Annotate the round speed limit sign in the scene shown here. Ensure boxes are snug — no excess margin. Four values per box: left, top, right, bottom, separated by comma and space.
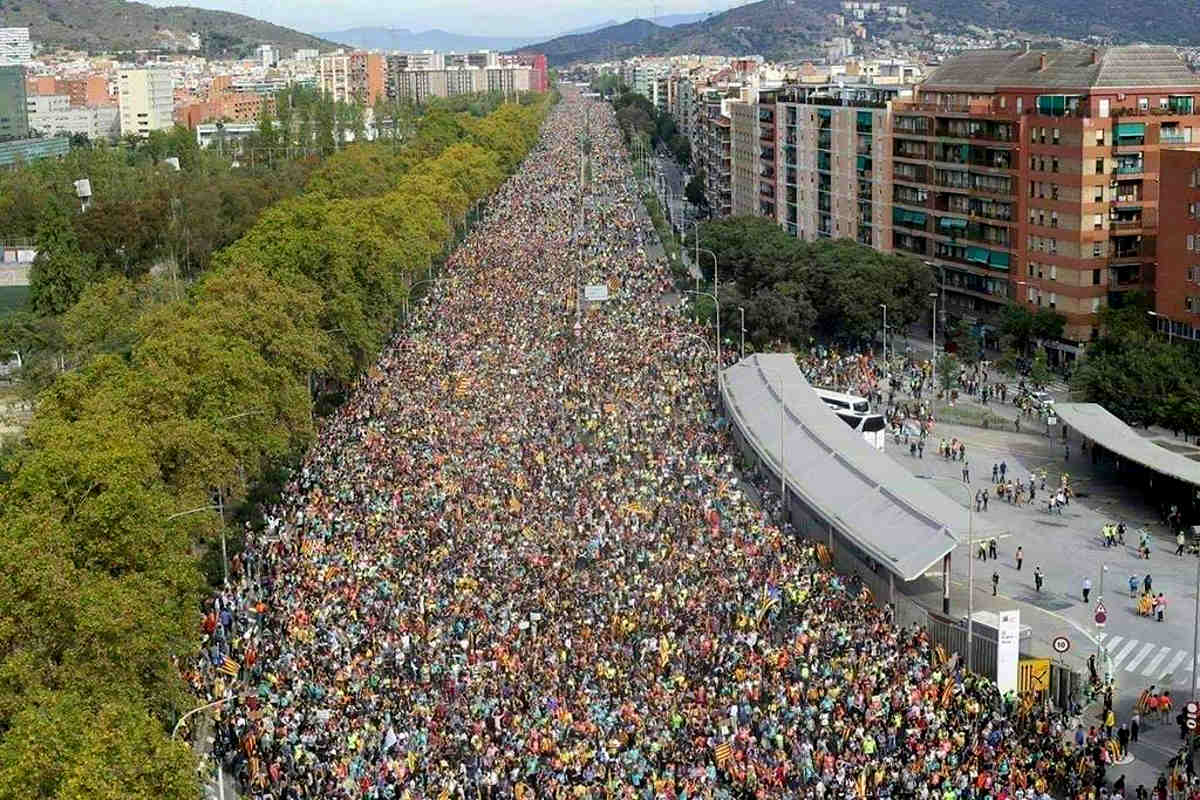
1052, 636, 1070, 653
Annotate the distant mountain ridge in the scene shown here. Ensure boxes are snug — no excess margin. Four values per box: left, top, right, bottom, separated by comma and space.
521, 0, 1200, 66
315, 27, 535, 53
317, 13, 711, 55
0, 0, 334, 56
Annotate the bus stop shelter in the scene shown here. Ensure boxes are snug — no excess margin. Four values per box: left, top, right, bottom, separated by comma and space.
721, 353, 1007, 610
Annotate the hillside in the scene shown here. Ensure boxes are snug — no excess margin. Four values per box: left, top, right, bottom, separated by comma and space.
0, 0, 335, 56
910, 0, 1200, 45
316, 27, 534, 53
523, 0, 841, 65
524, 0, 1200, 66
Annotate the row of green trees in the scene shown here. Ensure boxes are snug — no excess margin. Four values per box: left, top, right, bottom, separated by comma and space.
1071, 296, 1200, 432
605, 84, 692, 167
0, 93, 554, 798
694, 217, 936, 350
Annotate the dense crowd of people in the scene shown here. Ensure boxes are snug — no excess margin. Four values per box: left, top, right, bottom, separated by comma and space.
189, 89, 1128, 799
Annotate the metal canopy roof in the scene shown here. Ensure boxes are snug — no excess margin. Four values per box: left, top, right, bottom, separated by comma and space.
1055, 403, 1200, 488
722, 354, 1002, 582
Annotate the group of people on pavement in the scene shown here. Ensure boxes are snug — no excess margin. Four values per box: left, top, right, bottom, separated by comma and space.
184, 88, 1139, 800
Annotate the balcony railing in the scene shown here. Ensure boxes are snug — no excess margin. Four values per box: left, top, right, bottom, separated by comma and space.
1110, 219, 1144, 230
1113, 164, 1145, 175
1160, 132, 1189, 145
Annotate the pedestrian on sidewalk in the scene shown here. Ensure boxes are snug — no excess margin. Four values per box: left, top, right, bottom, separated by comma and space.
977, 540, 988, 560
974, 490, 982, 513
989, 537, 998, 559
1083, 576, 1092, 603
1035, 565, 1044, 592
981, 489, 988, 511
1129, 574, 1139, 598
1144, 574, 1153, 593
1118, 723, 1130, 756
1156, 592, 1166, 621
992, 571, 999, 596
1131, 711, 1140, 743
992, 463, 998, 483
1000, 460, 1007, 480
1177, 530, 1186, 557
962, 461, 970, 483
1015, 546, 1023, 571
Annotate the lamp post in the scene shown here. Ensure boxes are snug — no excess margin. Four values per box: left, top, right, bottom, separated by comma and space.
1192, 553, 1200, 704
880, 303, 887, 372
921, 475, 975, 672
167, 503, 225, 582
1148, 310, 1174, 344
684, 289, 720, 379
929, 291, 939, 395
738, 306, 746, 360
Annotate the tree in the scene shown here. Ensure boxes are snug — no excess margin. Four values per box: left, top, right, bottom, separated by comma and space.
937, 353, 959, 396
28, 214, 98, 316
685, 170, 708, 209
257, 98, 278, 152
1028, 350, 1052, 389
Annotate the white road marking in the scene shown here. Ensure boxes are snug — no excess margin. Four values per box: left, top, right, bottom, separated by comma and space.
1162, 650, 1189, 679
1123, 642, 1156, 673
1142, 648, 1169, 676
1111, 639, 1139, 670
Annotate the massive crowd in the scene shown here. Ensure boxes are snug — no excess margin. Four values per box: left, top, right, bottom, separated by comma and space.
190, 89, 1123, 799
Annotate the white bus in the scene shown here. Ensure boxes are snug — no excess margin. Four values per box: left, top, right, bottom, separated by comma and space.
814, 388, 870, 414
835, 411, 888, 451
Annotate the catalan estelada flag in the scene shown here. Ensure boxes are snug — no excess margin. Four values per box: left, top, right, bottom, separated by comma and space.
714, 742, 733, 766
218, 657, 240, 677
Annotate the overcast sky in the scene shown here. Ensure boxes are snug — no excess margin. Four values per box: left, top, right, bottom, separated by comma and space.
144, 0, 715, 37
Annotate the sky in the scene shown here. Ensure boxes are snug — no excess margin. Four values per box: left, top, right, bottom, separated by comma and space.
143, 0, 715, 37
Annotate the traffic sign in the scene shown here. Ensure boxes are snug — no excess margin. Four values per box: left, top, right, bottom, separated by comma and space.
1094, 601, 1107, 627
1188, 703, 1199, 730
1052, 636, 1070, 653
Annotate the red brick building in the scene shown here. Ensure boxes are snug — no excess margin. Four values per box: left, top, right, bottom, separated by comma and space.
890, 46, 1200, 357
1156, 149, 1200, 339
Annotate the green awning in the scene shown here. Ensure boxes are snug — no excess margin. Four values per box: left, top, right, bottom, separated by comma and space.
857, 111, 873, 127
939, 216, 968, 230
893, 209, 927, 226
966, 246, 989, 264
989, 251, 1011, 269
857, 155, 871, 169
1115, 122, 1146, 137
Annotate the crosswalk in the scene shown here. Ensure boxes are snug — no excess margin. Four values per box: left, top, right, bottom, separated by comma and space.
1096, 632, 1194, 683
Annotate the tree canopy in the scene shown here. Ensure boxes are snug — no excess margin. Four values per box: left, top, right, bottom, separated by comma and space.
696, 217, 936, 352
0, 90, 556, 798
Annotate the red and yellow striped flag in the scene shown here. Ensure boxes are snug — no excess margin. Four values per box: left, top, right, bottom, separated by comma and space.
218, 657, 240, 677
714, 742, 733, 767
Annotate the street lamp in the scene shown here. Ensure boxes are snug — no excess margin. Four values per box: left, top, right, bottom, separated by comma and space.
879, 303, 887, 372
929, 291, 939, 395
738, 306, 746, 360
683, 289, 721, 378
921, 475, 975, 673
1147, 310, 1174, 344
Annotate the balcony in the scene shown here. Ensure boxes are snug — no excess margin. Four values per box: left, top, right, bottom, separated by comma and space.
1109, 239, 1153, 261
1160, 132, 1189, 145
1110, 217, 1144, 231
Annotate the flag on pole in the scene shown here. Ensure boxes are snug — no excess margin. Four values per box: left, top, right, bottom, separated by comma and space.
218, 657, 240, 677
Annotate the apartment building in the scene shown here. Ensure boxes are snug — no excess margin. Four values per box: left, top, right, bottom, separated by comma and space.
0, 28, 32, 66
0, 65, 29, 141
1155, 149, 1200, 340
771, 84, 898, 248
891, 46, 1200, 353
118, 68, 175, 137
697, 89, 733, 217
318, 52, 384, 105
28, 99, 119, 140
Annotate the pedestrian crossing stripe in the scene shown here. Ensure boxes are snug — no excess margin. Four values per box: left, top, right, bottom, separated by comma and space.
1096, 633, 1198, 682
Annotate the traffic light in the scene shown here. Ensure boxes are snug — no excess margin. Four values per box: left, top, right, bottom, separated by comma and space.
1186, 701, 1198, 733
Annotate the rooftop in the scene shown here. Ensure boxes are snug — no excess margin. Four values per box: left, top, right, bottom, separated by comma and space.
922, 46, 1200, 92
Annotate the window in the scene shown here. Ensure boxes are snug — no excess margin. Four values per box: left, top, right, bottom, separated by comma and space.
1095, 158, 1105, 174
1189, 266, 1199, 282
1096, 129, 1105, 145
1051, 211, 1059, 228
1016, 96, 1023, 114
1049, 264, 1057, 281
1052, 158, 1059, 173
1051, 184, 1059, 200
1028, 262, 1036, 277
1093, 268, 1102, 285
1092, 298, 1101, 312
1094, 213, 1104, 230
1093, 242, 1103, 257
1027, 286, 1036, 301
1049, 292, 1057, 309
1094, 186, 1104, 203
1029, 209, 1037, 225
1190, 234, 1197, 251
1053, 128, 1061, 144
1193, 167, 1200, 188
1190, 202, 1198, 219
1138, 97, 1149, 112
1049, 239, 1057, 254
1161, 97, 1170, 110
